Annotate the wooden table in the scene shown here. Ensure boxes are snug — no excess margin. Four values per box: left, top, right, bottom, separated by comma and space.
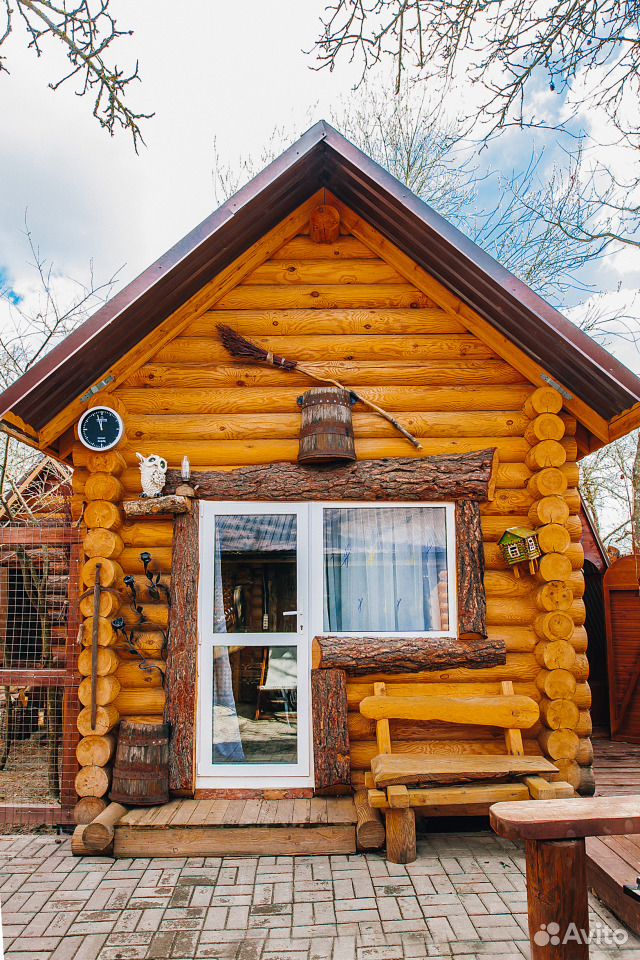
490, 797, 640, 959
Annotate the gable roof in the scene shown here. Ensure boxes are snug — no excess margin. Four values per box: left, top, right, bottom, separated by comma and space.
2, 120, 640, 449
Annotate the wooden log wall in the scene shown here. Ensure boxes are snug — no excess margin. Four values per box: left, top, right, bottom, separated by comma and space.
69, 215, 590, 801
74, 417, 124, 818
72, 399, 170, 821
522, 387, 593, 796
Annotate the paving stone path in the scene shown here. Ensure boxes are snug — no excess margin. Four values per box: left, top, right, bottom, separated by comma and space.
0, 831, 638, 960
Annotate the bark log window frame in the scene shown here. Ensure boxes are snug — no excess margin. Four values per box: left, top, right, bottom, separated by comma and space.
166, 449, 496, 642
164, 449, 499, 796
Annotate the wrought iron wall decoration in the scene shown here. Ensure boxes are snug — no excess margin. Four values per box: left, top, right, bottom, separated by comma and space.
111, 551, 170, 686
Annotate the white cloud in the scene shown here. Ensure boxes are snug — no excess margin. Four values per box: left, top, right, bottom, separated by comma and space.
0, 1, 360, 292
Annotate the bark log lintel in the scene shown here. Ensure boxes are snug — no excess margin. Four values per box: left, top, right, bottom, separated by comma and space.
312, 635, 506, 676
166, 449, 498, 503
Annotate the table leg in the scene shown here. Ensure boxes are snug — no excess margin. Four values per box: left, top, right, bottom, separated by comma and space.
525, 837, 589, 960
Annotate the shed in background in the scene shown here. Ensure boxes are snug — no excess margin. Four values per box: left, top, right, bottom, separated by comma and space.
604, 554, 640, 742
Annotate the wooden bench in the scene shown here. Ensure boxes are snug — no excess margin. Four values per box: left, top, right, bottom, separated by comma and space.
491, 797, 640, 959
361, 680, 573, 863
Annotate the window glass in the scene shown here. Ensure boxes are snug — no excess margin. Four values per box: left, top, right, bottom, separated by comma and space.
323, 506, 449, 632
212, 514, 297, 634
212, 645, 297, 764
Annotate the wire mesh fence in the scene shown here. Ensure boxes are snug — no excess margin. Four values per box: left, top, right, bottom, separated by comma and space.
0, 461, 80, 831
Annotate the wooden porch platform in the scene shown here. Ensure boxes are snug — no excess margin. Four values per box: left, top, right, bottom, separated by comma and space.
113, 797, 357, 859
587, 737, 640, 934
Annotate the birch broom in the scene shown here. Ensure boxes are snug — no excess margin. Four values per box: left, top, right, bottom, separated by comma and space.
216, 324, 422, 449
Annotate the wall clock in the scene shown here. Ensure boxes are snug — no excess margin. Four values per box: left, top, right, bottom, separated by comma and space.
78, 406, 124, 451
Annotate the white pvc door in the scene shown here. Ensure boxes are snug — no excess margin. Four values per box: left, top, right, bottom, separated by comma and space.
197, 502, 311, 788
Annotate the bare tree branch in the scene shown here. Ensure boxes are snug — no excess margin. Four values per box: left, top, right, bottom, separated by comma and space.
0, 0, 152, 150
214, 83, 608, 304
0, 213, 122, 487
311, 0, 640, 248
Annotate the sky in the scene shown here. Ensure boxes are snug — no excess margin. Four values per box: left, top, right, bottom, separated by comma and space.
0, 0, 638, 375
0, 2, 362, 295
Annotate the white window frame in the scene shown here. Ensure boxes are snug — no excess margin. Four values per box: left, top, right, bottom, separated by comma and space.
196, 501, 313, 789
310, 501, 458, 640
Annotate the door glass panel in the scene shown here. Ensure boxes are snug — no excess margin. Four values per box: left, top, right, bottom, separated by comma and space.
212, 514, 298, 634
323, 505, 449, 632
212, 645, 298, 764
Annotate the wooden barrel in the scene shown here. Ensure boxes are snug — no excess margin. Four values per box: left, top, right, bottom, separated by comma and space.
298, 387, 356, 463
110, 719, 169, 806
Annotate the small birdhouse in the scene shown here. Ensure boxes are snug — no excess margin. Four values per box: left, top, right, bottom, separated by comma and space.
499, 527, 541, 577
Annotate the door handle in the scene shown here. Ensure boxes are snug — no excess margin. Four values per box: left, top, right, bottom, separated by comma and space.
282, 610, 304, 632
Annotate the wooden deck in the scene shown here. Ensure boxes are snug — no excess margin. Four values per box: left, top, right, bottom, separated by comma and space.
592, 735, 640, 796
113, 796, 357, 859
587, 737, 640, 934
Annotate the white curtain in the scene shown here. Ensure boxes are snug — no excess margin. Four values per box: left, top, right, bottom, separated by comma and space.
323, 506, 448, 632
212, 526, 245, 762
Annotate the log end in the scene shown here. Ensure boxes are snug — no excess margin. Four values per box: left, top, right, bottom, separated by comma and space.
123, 496, 192, 518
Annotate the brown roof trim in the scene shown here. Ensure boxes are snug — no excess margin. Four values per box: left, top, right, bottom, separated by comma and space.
579, 494, 610, 572
1, 120, 640, 438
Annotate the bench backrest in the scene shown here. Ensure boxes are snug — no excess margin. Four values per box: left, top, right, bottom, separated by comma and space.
361, 681, 539, 758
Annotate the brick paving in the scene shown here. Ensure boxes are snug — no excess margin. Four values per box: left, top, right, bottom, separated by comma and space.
1, 831, 638, 960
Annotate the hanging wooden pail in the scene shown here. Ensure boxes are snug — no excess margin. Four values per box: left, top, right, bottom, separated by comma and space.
297, 387, 356, 463
110, 719, 169, 806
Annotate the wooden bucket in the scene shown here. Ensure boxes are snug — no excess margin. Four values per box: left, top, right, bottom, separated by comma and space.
298, 387, 356, 463
110, 719, 169, 806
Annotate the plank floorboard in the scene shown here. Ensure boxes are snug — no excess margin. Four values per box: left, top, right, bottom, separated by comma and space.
240, 800, 262, 824
208, 799, 230, 824
119, 808, 145, 826
155, 800, 183, 826
331, 797, 359, 824
138, 802, 176, 827
225, 801, 247, 826
170, 799, 201, 826
188, 798, 216, 826
310, 798, 328, 823
294, 799, 311, 824
277, 799, 294, 824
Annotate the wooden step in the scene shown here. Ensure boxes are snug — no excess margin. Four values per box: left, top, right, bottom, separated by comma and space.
113, 797, 357, 858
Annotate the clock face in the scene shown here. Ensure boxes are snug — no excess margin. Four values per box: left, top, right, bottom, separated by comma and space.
78, 407, 124, 451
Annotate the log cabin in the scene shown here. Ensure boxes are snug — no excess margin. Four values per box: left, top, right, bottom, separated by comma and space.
1, 122, 640, 858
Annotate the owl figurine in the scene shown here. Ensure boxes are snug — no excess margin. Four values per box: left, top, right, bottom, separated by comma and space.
136, 453, 168, 498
